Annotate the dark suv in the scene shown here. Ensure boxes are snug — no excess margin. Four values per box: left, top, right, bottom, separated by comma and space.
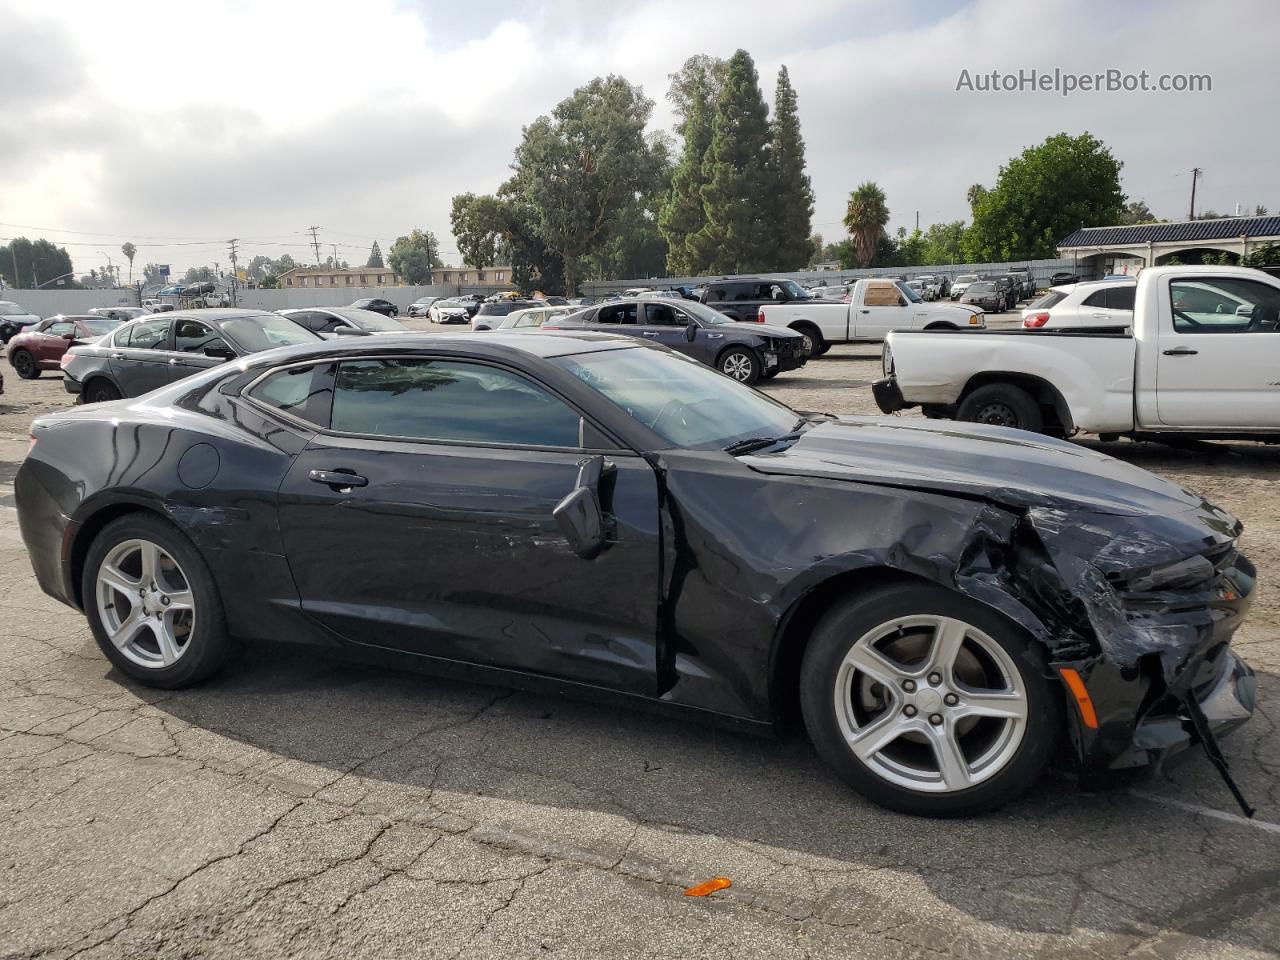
698, 277, 820, 322
544, 297, 805, 384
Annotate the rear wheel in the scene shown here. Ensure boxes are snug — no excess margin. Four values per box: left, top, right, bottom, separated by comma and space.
84, 379, 122, 404
800, 583, 1060, 817
11, 349, 39, 379
718, 347, 761, 385
83, 514, 236, 688
791, 324, 824, 357
957, 384, 1043, 433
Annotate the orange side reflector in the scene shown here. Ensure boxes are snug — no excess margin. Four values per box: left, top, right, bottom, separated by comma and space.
1059, 668, 1099, 729
684, 876, 731, 897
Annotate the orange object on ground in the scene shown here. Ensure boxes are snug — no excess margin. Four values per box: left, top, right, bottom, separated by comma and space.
683, 876, 732, 897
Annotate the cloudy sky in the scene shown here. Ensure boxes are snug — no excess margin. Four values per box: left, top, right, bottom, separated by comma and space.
2, 0, 1276, 277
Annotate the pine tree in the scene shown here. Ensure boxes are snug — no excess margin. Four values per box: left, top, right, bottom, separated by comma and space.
366, 241, 384, 268
658, 66, 715, 275
692, 50, 773, 274
767, 66, 814, 270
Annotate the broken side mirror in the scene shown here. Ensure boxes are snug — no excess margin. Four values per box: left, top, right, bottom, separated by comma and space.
553, 456, 611, 560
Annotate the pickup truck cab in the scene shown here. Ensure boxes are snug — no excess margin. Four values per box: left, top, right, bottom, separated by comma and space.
759, 278, 984, 356
875, 265, 1280, 439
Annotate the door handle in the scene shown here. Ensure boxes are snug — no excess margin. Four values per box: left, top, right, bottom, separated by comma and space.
860, 309, 871, 314
309, 469, 368, 489
111, 352, 125, 359
641, 331, 659, 337
168, 358, 186, 366
1162, 347, 1199, 356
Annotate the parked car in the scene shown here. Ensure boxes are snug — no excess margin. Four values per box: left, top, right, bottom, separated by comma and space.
949, 274, 979, 300
760, 278, 984, 356
88, 307, 149, 322
1021, 281, 1135, 330
17, 330, 1259, 817
406, 297, 439, 318
157, 285, 187, 298
1007, 267, 1036, 299
428, 299, 472, 324
542, 296, 570, 307
982, 275, 1018, 310
905, 279, 927, 300
1050, 272, 1079, 287
472, 299, 540, 331
959, 281, 1004, 312
914, 276, 941, 301
0, 301, 42, 342
697, 277, 814, 322
875, 265, 1280, 437
7, 315, 121, 379
142, 299, 174, 313
279, 307, 407, 337
349, 298, 398, 318
490, 306, 576, 331
545, 297, 804, 384
184, 281, 217, 297
62, 309, 322, 403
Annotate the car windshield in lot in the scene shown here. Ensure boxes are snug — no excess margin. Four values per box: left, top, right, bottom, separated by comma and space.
0, 303, 31, 316
81, 320, 121, 336
346, 310, 404, 332
955, 274, 978, 284
967, 282, 996, 294
552, 347, 798, 450
221, 315, 322, 352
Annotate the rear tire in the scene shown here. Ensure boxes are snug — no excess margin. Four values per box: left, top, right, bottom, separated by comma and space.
791, 324, 824, 357
85, 379, 123, 404
83, 514, 237, 689
799, 583, 1060, 817
957, 383, 1043, 433
11, 349, 39, 379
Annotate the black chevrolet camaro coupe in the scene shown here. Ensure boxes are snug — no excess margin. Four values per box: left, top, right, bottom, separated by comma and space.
16, 333, 1256, 816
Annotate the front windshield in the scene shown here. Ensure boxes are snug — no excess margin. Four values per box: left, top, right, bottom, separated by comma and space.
347, 310, 403, 332
222, 315, 321, 353
956, 274, 978, 283
0, 303, 29, 316
968, 282, 995, 294
552, 347, 799, 450
895, 280, 922, 303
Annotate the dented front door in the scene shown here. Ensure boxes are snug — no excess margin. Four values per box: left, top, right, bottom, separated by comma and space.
276, 435, 662, 695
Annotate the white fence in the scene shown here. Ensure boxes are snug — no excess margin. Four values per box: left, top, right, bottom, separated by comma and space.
0, 283, 515, 319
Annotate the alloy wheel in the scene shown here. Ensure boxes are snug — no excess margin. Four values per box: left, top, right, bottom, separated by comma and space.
722, 353, 753, 382
95, 539, 196, 669
833, 614, 1028, 793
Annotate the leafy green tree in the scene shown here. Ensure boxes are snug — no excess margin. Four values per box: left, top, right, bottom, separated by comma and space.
259, 273, 280, 289
808, 233, 826, 267
965, 132, 1126, 261
183, 266, 215, 283
966, 183, 987, 212
508, 75, 665, 294
451, 192, 506, 268
1254, 205, 1269, 217
767, 65, 814, 270
1244, 241, 1280, 266
143, 263, 165, 286
895, 227, 926, 266
0, 237, 75, 289
121, 242, 137, 286
666, 55, 727, 132
693, 49, 773, 273
366, 241, 384, 268
388, 229, 442, 284
843, 182, 890, 268
276, 253, 298, 275
659, 64, 715, 275
921, 220, 968, 264
1119, 199, 1158, 225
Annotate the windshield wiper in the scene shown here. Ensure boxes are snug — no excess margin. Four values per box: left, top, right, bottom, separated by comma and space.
724, 431, 804, 456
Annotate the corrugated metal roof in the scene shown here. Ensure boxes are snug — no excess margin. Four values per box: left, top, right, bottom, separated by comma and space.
1059, 216, 1280, 248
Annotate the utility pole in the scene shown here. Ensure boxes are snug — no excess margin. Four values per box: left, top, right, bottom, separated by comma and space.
331, 244, 340, 268
10, 246, 18, 290
227, 239, 240, 308
307, 226, 322, 265
1189, 167, 1202, 220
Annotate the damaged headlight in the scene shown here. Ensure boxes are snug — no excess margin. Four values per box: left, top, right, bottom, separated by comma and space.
1120, 553, 1218, 593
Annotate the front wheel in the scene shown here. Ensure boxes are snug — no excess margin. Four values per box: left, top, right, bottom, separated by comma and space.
11, 349, 40, 379
718, 347, 761, 384
83, 514, 236, 688
957, 383, 1043, 433
800, 583, 1060, 817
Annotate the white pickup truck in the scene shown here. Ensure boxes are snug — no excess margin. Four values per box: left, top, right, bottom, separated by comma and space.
874, 265, 1280, 439
759, 278, 984, 355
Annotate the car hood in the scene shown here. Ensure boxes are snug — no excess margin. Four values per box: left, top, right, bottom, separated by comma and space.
742, 416, 1225, 520
716, 321, 803, 339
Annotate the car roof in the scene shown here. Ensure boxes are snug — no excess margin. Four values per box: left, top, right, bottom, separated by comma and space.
161, 309, 282, 324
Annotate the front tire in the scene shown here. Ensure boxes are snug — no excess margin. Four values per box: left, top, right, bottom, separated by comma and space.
718, 347, 761, 384
83, 514, 236, 688
11, 349, 40, 379
957, 383, 1043, 433
800, 583, 1060, 817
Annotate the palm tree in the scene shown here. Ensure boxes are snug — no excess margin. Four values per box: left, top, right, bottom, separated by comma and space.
121, 242, 137, 286
843, 182, 889, 268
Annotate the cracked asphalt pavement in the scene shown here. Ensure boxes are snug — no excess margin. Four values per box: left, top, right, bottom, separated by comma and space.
1, 336, 1278, 959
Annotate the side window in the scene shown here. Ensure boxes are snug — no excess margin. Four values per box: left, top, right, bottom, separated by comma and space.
123, 318, 170, 350
597, 304, 638, 325
174, 319, 231, 354
330, 359, 582, 448
731, 284, 755, 302
1107, 286, 1135, 311
46, 321, 76, 337
246, 363, 333, 423
1082, 290, 1109, 308
313, 313, 346, 333
644, 303, 683, 326
704, 286, 726, 303
864, 282, 902, 307
1170, 278, 1280, 333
